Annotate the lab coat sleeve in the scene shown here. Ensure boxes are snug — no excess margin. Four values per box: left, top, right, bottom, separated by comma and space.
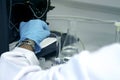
1, 43, 120, 80
16, 51, 90, 80
0, 47, 40, 80
0, 46, 91, 80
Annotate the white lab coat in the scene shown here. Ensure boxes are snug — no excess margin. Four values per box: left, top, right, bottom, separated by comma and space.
0, 43, 120, 80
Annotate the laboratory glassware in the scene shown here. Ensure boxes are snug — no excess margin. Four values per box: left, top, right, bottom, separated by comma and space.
58, 21, 80, 63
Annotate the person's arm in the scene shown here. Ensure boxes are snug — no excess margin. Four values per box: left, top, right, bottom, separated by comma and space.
0, 19, 50, 80
1, 19, 120, 80
14, 43, 120, 80
20, 44, 33, 51
17, 39, 35, 52
1, 41, 120, 79
0, 19, 89, 80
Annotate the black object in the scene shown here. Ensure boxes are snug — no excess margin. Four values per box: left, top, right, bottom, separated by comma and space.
36, 31, 68, 59
0, 0, 55, 55
0, 0, 9, 55
36, 39, 58, 59
8, 0, 55, 43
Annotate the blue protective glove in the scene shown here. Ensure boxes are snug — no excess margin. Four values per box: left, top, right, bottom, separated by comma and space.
19, 19, 50, 53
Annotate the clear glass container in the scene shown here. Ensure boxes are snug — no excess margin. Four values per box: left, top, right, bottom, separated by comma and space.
58, 21, 81, 63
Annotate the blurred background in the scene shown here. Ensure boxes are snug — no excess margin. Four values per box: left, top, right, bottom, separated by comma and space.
47, 0, 120, 51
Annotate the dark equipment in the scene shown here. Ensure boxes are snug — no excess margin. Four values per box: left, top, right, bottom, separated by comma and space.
0, 0, 55, 55
8, 0, 55, 43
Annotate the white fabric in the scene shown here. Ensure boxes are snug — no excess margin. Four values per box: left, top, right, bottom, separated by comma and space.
0, 43, 120, 80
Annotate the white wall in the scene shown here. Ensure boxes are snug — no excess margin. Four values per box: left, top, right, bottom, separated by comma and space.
47, 0, 120, 51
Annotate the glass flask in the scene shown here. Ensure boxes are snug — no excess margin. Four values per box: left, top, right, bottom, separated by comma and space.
58, 21, 80, 62
60, 29, 79, 57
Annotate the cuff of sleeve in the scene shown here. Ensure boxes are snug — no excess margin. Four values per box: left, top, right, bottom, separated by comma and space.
19, 38, 41, 54
35, 43, 41, 54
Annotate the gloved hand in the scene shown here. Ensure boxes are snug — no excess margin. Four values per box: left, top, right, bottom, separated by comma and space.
19, 19, 50, 53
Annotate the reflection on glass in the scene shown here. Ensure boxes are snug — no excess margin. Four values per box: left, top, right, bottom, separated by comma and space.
59, 27, 79, 60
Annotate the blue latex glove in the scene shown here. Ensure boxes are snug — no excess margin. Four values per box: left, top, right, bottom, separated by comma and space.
19, 19, 50, 53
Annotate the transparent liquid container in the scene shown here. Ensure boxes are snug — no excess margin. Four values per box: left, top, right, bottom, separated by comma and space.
59, 29, 79, 58
58, 21, 82, 63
